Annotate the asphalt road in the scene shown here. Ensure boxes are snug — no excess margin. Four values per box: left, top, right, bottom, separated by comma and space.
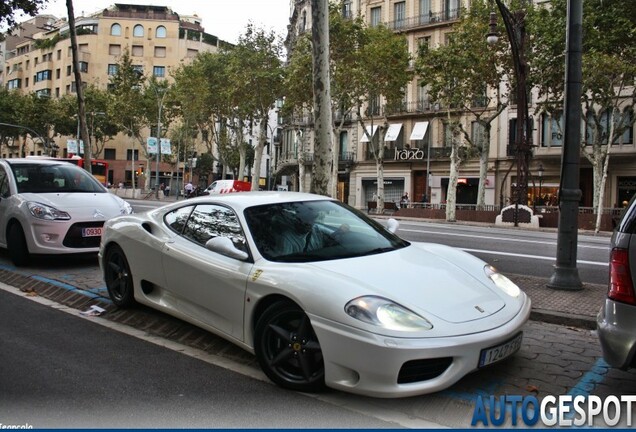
395, 220, 610, 286
0, 288, 402, 429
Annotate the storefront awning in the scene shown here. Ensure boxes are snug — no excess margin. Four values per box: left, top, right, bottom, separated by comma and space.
360, 125, 379, 142
384, 123, 403, 142
410, 121, 429, 140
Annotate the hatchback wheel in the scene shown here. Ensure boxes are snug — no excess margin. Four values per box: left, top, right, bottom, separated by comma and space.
254, 301, 325, 392
104, 245, 136, 308
7, 223, 30, 267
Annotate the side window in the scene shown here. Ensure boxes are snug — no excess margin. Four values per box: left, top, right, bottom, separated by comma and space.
0, 168, 9, 198
165, 206, 195, 234
182, 204, 247, 252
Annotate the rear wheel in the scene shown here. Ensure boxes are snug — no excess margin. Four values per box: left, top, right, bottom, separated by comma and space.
254, 300, 325, 392
104, 244, 136, 308
7, 223, 30, 267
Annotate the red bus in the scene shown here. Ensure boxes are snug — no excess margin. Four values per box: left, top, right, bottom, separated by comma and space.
59, 156, 109, 186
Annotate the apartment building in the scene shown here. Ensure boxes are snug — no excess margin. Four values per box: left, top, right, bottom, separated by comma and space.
2, 3, 226, 188
280, 0, 636, 211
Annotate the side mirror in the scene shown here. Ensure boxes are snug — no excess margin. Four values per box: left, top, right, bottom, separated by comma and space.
386, 218, 399, 233
205, 236, 249, 261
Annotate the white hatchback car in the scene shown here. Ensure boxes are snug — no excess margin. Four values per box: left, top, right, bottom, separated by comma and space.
0, 158, 133, 266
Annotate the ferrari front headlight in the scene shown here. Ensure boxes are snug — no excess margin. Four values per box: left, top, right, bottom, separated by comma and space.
27, 202, 71, 221
345, 296, 433, 331
484, 265, 520, 297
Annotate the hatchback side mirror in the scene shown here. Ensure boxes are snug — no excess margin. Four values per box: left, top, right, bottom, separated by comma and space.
386, 218, 399, 233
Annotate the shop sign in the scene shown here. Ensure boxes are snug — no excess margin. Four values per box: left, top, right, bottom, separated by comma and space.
395, 148, 425, 160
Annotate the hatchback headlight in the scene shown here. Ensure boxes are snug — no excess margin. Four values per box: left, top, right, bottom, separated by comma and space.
345, 296, 433, 331
484, 265, 520, 297
27, 202, 71, 220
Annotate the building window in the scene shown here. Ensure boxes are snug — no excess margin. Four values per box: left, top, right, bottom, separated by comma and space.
7, 79, 21, 89
417, 82, 430, 110
109, 44, 121, 56
57, 49, 61, 60
541, 111, 563, 147
35, 89, 51, 98
107, 64, 118, 76
133, 24, 144, 37
132, 65, 144, 75
471, 121, 486, 148
110, 23, 121, 36
66, 65, 71, 76
342, 1, 352, 19
131, 45, 143, 57
79, 61, 88, 73
339, 131, 349, 159
445, 0, 459, 20
155, 25, 167, 38
55, 87, 60, 97
153, 66, 165, 77
394, 2, 406, 29
127, 149, 140, 160
154, 46, 166, 58
420, 0, 432, 24
104, 148, 116, 160
622, 109, 634, 145
34, 70, 52, 82
370, 7, 382, 27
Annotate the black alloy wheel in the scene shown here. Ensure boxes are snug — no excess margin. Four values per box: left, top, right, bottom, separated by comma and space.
254, 300, 325, 392
7, 223, 30, 267
104, 244, 136, 308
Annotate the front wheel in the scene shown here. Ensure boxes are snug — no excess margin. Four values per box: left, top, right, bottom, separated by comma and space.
104, 244, 136, 308
7, 223, 30, 266
254, 301, 325, 393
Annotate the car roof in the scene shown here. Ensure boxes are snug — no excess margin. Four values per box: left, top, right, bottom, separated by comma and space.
164, 191, 335, 213
2, 157, 70, 166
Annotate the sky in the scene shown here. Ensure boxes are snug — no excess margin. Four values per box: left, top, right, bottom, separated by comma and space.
30, 0, 291, 44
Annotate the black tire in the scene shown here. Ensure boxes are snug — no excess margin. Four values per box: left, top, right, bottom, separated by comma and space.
254, 300, 325, 392
104, 244, 136, 308
7, 223, 30, 267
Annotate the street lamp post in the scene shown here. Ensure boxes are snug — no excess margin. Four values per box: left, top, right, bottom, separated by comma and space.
538, 162, 544, 207
487, 0, 532, 227
154, 86, 168, 199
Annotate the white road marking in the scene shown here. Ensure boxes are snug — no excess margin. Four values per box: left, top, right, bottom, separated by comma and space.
461, 248, 608, 267
400, 228, 609, 250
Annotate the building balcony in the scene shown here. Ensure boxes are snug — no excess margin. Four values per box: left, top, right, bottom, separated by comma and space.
387, 9, 461, 33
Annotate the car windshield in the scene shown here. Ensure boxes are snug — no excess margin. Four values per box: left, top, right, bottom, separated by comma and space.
11, 163, 105, 194
244, 200, 409, 262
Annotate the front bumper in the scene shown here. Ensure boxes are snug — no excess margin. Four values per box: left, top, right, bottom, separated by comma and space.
597, 298, 636, 370
24, 219, 103, 254
310, 294, 531, 398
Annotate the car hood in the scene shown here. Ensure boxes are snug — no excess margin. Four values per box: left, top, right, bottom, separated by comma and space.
309, 242, 506, 324
20, 192, 126, 219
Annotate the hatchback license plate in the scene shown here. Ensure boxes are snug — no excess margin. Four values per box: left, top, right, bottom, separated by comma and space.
82, 227, 102, 237
478, 332, 523, 368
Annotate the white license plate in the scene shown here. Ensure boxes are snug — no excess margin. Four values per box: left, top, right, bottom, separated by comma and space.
82, 227, 103, 237
478, 332, 523, 368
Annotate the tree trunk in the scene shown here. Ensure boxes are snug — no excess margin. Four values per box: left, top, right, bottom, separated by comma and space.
251, 117, 267, 191
310, 0, 333, 197
66, 0, 91, 173
446, 143, 459, 222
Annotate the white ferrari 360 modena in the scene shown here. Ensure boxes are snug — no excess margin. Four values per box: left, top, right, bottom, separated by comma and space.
99, 191, 530, 398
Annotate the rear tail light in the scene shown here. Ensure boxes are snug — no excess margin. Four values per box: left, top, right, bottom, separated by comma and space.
608, 248, 636, 305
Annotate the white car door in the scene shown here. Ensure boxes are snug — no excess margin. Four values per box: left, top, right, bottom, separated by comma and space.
161, 203, 252, 341
0, 165, 13, 247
